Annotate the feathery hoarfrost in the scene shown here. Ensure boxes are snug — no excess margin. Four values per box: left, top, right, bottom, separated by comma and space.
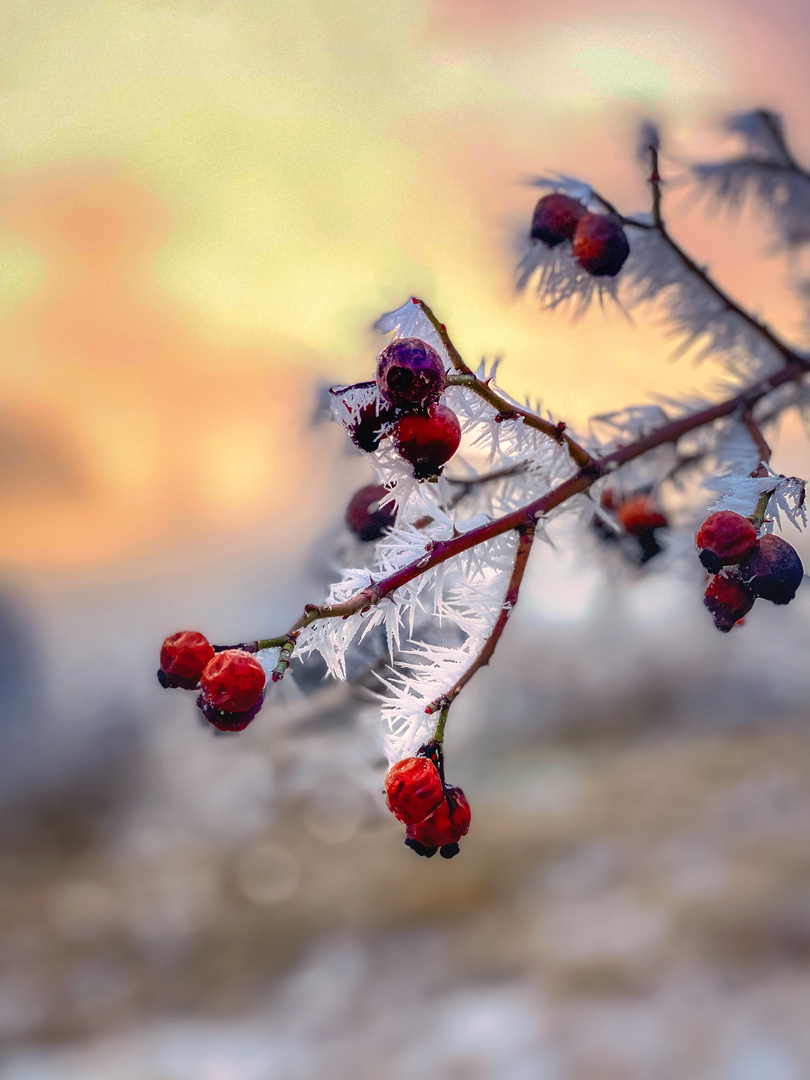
692, 110, 810, 251
517, 205, 786, 380
706, 466, 807, 533
310, 299, 586, 760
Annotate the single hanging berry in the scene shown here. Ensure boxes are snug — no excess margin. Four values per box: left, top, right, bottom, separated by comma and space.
345, 399, 397, 453
345, 484, 396, 542
530, 192, 587, 247
158, 630, 215, 690
739, 534, 804, 604
376, 338, 446, 411
394, 402, 461, 480
616, 495, 668, 565
703, 572, 755, 632
405, 785, 471, 859
696, 511, 759, 574
198, 649, 266, 731
384, 757, 445, 825
572, 213, 630, 277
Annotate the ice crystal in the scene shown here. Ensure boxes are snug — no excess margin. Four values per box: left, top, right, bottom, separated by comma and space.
706, 466, 807, 533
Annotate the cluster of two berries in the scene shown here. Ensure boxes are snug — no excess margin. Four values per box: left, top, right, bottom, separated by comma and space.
697, 511, 804, 631
347, 337, 461, 480
158, 632, 267, 730
384, 746, 471, 859
530, 193, 630, 278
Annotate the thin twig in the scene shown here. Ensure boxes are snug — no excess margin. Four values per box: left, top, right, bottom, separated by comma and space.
413, 298, 598, 472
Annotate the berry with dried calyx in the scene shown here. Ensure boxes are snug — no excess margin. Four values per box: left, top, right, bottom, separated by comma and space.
345, 484, 396, 542
572, 212, 630, 277
394, 402, 461, 480
530, 192, 587, 247
384, 756, 444, 826
405, 785, 471, 859
376, 337, 446, 411
200, 649, 266, 714
197, 692, 265, 732
346, 399, 397, 453
739, 534, 804, 605
696, 511, 758, 574
703, 572, 755, 632
158, 630, 215, 690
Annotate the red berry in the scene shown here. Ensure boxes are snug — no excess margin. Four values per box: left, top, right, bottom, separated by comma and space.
530, 193, 587, 247
345, 399, 397, 453
376, 338, 446, 411
384, 757, 444, 825
200, 649, 266, 713
394, 403, 461, 479
739, 534, 804, 605
406, 786, 471, 857
345, 484, 396, 542
572, 213, 630, 277
696, 511, 758, 574
616, 495, 668, 536
704, 573, 755, 632
158, 630, 215, 690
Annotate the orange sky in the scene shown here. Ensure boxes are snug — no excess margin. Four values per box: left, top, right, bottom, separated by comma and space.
2, 0, 809, 573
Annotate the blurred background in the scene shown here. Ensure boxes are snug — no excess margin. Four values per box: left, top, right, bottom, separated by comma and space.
3, 1, 810, 1077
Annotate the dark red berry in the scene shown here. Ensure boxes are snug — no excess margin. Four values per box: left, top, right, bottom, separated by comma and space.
616, 496, 667, 536
739, 534, 804, 605
696, 511, 758, 574
704, 573, 755, 632
376, 338, 446, 411
405, 785, 471, 855
394, 403, 461, 480
572, 213, 630, 277
384, 757, 444, 825
200, 649, 266, 713
346, 484, 396, 542
345, 399, 397, 453
197, 691, 265, 732
158, 630, 215, 690
530, 192, 587, 247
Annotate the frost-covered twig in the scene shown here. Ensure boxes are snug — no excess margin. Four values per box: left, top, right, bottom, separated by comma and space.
414, 298, 597, 471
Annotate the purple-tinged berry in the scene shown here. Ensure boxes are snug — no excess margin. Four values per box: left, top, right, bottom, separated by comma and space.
376, 338, 446, 411
696, 511, 758, 574
739, 534, 804, 605
346, 484, 396, 542
573, 213, 630, 277
703, 573, 755, 633
394, 403, 461, 480
158, 630, 214, 690
530, 192, 587, 247
200, 649, 266, 714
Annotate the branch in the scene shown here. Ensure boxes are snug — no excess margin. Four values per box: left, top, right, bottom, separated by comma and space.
424, 522, 536, 742
413, 298, 598, 472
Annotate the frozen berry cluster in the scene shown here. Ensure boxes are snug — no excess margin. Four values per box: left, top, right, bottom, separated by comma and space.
158, 632, 266, 730
696, 510, 804, 632
344, 336, 461, 481
530, 193, 630, 278
384, 743, 471, 859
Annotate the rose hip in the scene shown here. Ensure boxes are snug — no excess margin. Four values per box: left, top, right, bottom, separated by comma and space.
200, 649, 266, 713
530, 193, 587, 247
384, 757, 444, 825
739, 534, 804, 604
158, 631, 215, 690
376, 337, 446, 411
703, 573, 755, 632
394, 403, 461, 479
696, 511, 758, 574
573, 213, 630, 277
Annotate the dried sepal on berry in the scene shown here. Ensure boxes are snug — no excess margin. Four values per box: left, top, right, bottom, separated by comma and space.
376, 337, 446, 411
